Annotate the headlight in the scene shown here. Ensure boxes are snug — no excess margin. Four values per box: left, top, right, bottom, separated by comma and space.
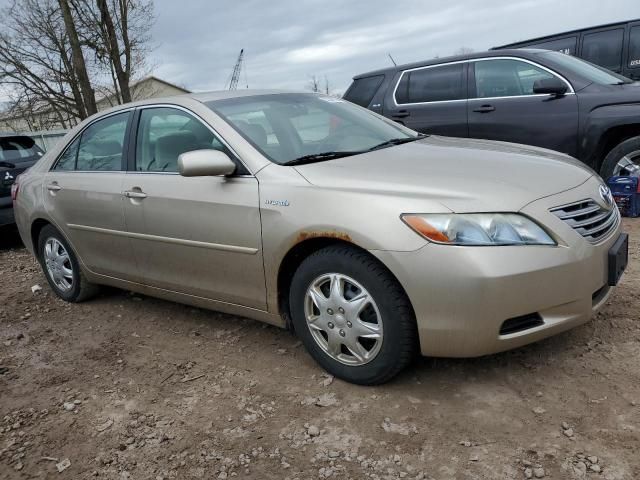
401, 213, 556, 246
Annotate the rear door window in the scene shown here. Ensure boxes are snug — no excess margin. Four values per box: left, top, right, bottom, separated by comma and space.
629, 26, 640, 68
395, 63, 466, 104
75, 112, 130, 171
343, 75, 384, 107
0, 136, 44, 164
581, 29, 624, 72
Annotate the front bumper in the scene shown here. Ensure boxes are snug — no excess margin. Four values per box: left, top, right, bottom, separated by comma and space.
371, 178, 624, 357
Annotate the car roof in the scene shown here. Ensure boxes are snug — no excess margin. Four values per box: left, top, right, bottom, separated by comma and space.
92, 89, 319, 117
351, 49, 546, 79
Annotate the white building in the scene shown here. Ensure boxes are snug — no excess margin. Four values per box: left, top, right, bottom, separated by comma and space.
0, 76, 190, 134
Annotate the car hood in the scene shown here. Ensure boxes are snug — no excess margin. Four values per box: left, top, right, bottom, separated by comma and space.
294, 136, 595, 213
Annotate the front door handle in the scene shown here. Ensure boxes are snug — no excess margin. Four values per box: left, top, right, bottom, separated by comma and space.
47, 183, 61, 192
391, 110, 410, 118
472, 105, 496, 113
124, 190, 147, 199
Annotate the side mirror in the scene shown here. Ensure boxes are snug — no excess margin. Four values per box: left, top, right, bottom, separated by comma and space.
533, 77, 568, 96
178, 149, 236, 177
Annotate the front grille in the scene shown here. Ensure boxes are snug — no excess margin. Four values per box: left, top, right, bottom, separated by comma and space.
550, 199, 618, 243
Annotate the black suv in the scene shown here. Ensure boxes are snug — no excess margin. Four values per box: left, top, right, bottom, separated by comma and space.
344, 49, 640, 179
1, 135, 44, 226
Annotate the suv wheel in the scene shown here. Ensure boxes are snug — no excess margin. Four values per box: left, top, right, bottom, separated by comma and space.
600, 136, 640, 179
289, 245, 417, 385
37, 225, 98, 302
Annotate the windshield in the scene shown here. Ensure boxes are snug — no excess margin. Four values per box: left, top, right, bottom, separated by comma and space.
538, 51, 633, 85
206, 93, 417, 165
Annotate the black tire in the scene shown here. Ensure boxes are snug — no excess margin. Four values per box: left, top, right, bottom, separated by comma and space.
289, 245, 418, 385
600, 135, 640, 180
37, 224, 99, 302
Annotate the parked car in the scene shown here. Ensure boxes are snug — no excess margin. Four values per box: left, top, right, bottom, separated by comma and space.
493, 19, 640, 80
344, 49, 640, 179
0, 134, 44, 226
13, 91, 628, 384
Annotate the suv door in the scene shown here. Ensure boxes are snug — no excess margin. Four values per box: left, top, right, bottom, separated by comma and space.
43, 110, 141, 281
383, 62, 468, 137
467, 58, 579, 157
122, 106, 265, 309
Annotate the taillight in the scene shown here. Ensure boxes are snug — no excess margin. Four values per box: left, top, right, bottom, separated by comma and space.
11, 175, 20, 201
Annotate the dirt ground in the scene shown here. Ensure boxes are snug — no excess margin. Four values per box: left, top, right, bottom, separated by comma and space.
0, 220, 639, 480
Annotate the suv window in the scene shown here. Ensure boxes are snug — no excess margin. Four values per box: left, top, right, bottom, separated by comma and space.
395, 63, 466, 104
528, 37, 577, 55
344, 75, 384, 107
0, 136, 43, 163
75, 112, 130, 171
581, 29, 624, 72
135, 107, 231, 173
474, 59, 556, 98
629, 26, 640, 68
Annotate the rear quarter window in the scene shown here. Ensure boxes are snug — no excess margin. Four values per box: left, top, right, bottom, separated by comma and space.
0, 136, 44, 163
343, 75, 384, 107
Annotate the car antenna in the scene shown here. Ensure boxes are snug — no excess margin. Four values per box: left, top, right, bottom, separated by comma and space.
387, 53, 397, 66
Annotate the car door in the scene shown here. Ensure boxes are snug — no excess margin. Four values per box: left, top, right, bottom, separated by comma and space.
467, 58, 579, 157
43, 110, 141, 281
122, 106, 266, 309
383, 61, 468, 137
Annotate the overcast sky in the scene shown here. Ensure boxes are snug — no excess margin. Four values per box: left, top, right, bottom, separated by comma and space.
0, 0, 639, 104
151, 0, 640, 94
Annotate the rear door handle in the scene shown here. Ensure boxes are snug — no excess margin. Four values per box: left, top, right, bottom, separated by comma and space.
391, 110, 410, 118
472, 105, 496, 113
47, 183, 61, 192
124, 190, 147, 199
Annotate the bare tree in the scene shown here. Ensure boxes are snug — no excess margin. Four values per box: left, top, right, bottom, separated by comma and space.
454, 47, 475, 55
59, 0, 97, 116
74, 0, 154, 105
0, 0, 154, 129
306, 75, 333, 94
307, 75, 320, 93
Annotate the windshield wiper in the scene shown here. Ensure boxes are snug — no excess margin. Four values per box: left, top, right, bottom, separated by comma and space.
0, 161, 16, 169
281, 134, 428, 166
281, 150, 363, 166
367, 134, 427, 152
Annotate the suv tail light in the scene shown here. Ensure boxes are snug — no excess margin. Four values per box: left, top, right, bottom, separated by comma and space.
11, 175, 20, 201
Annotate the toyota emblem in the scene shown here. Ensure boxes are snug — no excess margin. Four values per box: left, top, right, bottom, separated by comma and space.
599, 184, 614, 209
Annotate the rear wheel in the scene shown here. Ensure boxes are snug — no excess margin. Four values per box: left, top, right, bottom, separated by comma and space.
600, 136, 640, 179
37, 225, 98, 302
289, 245, 417, 385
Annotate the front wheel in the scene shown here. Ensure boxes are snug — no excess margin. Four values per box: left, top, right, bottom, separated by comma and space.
600, 136, 640, 180
289, 245, 418, 385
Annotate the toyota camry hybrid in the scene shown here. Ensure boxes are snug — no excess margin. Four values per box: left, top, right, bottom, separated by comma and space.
12, 91, 628, 384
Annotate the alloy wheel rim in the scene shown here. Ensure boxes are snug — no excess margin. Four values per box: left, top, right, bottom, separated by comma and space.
304, 273, 383, 366
613, 149, 640, 176
44, 238, 74, 292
